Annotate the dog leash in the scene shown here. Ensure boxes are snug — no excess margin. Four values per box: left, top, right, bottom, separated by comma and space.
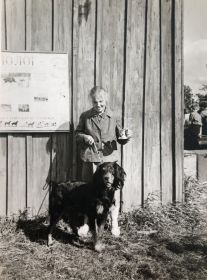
92, 142, 103, 163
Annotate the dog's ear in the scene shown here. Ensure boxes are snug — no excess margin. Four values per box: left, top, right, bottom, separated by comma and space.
113, 162, 126, 189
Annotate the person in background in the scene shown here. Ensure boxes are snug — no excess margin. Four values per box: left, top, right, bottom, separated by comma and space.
200, 101, 207, 136
189, 103, 202, 149
75, 86, 132, 237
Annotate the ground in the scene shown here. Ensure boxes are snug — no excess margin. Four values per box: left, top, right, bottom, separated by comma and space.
1, 178, 207, 280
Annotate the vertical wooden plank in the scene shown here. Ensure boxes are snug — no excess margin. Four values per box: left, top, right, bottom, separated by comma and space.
96, 0, 125, 208
73, 0, 96, 179
73, 0, 96, 124
26, 135, 33, 214
0, 136, 7, 215
27, 135, 51, 216
0, 2, 7, 215
53, 0, 73, 181
7, 135, 26, 215
1, 0, 6, 50
53, 0, 72, 53
26, 0, 52, 51
50, 134, 57, 182
123, 0, 146, 210
25, 0, 52, 214
2, 1, 27, 215
160, 0, 173, 203
96, 0, 125, 123
144, 0, 161, 200
56, 134, 70, 182
5, 0, 25, 51
174, 0, 183, 201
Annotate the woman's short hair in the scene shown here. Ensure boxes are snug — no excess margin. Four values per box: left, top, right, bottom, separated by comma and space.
89, 86, 109, 103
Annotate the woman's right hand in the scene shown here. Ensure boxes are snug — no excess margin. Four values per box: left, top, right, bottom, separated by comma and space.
85, 135, 95, 146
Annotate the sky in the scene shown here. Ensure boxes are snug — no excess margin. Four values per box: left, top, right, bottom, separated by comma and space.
184, 0, 207, 93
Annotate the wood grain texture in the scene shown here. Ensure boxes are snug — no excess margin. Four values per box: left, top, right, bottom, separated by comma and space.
27, 135, 50, 215
26, 0, 52, 51
96, 0, 125, 121
96, 0, 125, 207
73, 0, 96, 124
53, 0, 73, 181
143, 0, 161, 201
160, 0, 173, 203
5, 0, 25, 50
53, 0, 72, 53
123, 0, 146, 210
26, 135, 33, 212
0, 136, 7, 215
7, 135, 26, 215
174, 0, 183, 202
0, 0, 184, 214
50, 133, 72, 183
1, 0, 6, 50
55, 133, 71, 182
73, 0, 96, 179
96, 0, 125, 165
25, 0, 53, 214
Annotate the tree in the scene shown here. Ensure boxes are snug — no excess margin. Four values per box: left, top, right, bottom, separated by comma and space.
197, 84, 207, 105
184, 85, 193, 113
200, 84, 207, 92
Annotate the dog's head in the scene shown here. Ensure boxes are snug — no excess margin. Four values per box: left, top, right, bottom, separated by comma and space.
93, 162, 126, 190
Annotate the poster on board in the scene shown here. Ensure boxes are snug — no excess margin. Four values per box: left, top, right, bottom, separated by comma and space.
0, 52, 70, 132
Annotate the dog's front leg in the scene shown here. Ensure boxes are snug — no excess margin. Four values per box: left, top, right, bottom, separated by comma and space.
94, 216, 107, 252
109, 203, 120, 237
89, 216, 105, 252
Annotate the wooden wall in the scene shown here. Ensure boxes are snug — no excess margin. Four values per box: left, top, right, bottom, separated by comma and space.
0, 0, 183, 215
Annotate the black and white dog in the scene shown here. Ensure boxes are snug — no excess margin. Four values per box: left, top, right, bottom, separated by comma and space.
48, 162, 126, 252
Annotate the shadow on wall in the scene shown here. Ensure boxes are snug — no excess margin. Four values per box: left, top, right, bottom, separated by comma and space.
32, 122, 74, 216
45, 121, 82, 185
32, 121, 86, 216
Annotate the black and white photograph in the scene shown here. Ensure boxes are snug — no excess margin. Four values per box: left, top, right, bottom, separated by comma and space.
0, 0, 207, 279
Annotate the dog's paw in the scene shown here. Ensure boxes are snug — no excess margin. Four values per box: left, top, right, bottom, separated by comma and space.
96, 204, 104, 214
111, 226, 120, 237
47, 234, 53, 246
94, 242, 105, 253
65, 225, 73, 234
78, 224, 89, 237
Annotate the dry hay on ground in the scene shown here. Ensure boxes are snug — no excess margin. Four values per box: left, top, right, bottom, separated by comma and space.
0, 177, 207, 280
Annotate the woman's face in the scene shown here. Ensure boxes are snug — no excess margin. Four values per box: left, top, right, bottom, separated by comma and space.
92, 92, 106, 114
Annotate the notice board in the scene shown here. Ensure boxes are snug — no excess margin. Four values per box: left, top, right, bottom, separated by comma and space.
0, 52, 70, 132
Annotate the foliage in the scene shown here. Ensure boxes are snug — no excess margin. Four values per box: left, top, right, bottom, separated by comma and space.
197, 84, 207, 107
200, 84, 207, 92
184, 85, 194, 112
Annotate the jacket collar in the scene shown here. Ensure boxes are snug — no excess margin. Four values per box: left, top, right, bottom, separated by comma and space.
88, 107, 112, 130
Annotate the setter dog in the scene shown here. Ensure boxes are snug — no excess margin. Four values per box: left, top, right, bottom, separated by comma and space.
47, 162, 126, 252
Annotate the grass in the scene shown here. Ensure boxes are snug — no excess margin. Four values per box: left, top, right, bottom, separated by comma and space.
0, 177, 207, 280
